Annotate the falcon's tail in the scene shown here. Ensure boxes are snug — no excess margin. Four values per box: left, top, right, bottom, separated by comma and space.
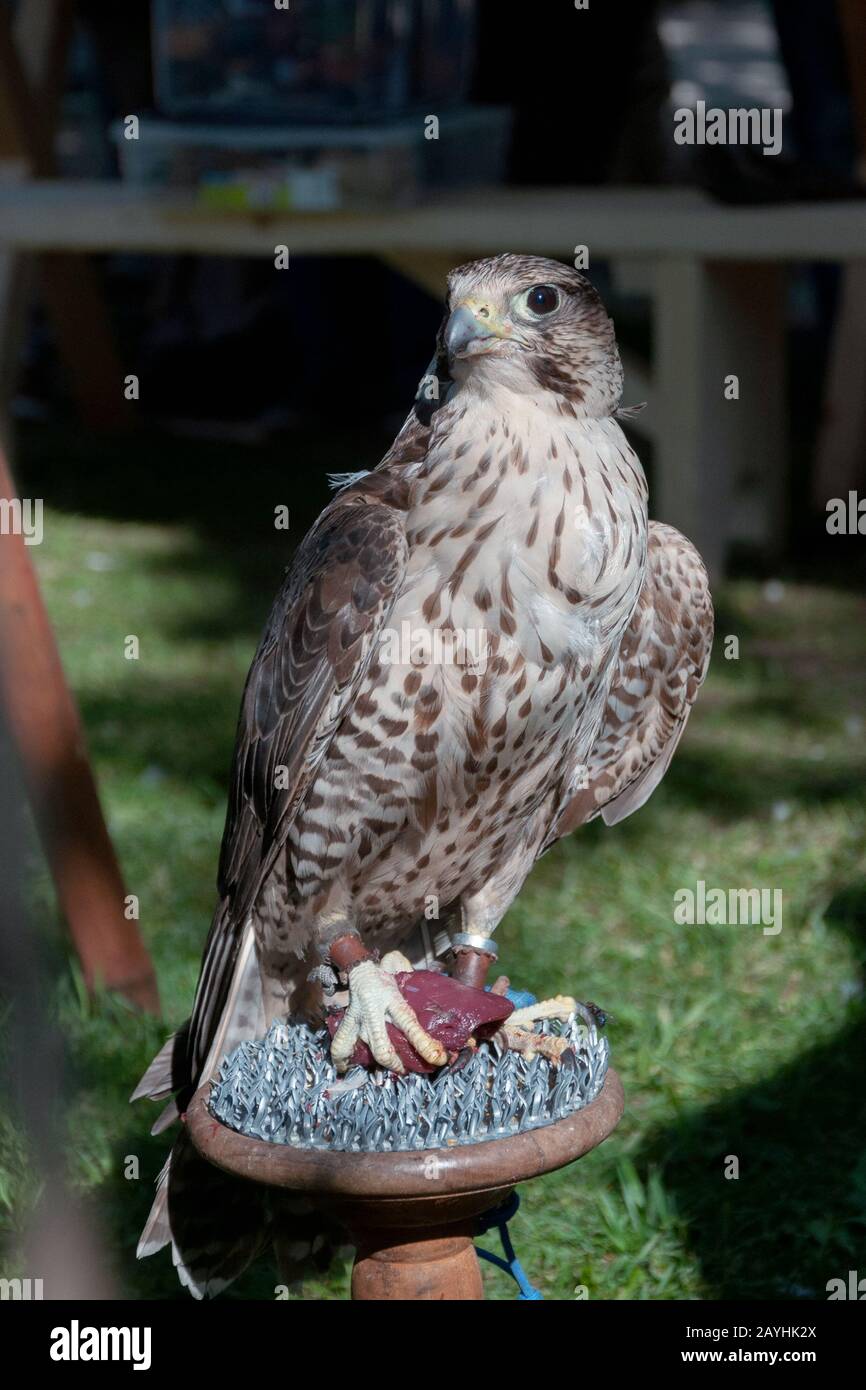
133, 923, 337, 1295
133, 921, 271, 1295
136, 1128, 335, 1298
137, 1129, 271, 1299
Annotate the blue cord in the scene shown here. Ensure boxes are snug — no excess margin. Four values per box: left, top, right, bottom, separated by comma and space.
474, 1193, 543, 1299
485, 984, 537, 1010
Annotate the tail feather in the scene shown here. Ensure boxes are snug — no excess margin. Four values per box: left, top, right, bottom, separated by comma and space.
134, 922, 276, 1295
134, 923, 330, 1296
138, 1130, 269, 1296
136, 1157, 172, 1258
197, 921, 264, 1084
130, 1034, 178, 1103
150, 1099, 181, 1136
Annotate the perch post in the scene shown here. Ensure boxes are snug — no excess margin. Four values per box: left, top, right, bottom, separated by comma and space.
187, 1069, 624, 1301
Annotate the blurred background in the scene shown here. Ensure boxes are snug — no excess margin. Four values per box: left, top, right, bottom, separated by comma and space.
0, 0, 864, 1300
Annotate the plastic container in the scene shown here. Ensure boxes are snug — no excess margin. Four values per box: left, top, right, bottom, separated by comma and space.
113, 107, 512, 210
152, 0, 479, 124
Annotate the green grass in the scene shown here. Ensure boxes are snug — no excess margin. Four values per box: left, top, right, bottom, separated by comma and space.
2, 430, 865, 1300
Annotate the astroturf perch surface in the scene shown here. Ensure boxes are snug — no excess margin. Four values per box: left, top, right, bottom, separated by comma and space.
2, 451, 865, 1299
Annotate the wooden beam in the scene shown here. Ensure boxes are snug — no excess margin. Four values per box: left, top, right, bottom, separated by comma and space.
1, 184, 865, 261
0, 443, 159, 1013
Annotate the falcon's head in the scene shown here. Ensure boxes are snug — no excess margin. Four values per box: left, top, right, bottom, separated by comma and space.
437, 252, 622, 418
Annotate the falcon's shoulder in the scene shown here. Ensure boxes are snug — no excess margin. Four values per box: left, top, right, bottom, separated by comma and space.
551, 520, 713, 839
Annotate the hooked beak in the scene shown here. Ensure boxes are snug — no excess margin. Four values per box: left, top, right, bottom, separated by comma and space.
445, 300, 509, 361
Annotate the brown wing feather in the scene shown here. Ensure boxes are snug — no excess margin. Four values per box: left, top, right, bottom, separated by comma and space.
186, 488, 409, 1080
551, 521, 713, 841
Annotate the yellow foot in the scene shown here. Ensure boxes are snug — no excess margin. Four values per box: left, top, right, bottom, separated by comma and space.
330, 959, 447, 1074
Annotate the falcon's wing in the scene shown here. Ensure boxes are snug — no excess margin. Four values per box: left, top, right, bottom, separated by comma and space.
187, 486, 409, 1081
549, 521, 713, 843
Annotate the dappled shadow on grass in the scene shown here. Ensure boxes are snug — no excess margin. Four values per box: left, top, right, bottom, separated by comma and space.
659, 744, 865, 823
79, 679, 242, 793
637, 879, 866, 1299
15, 420, 387, 646
548, 741, 865, 855
14, 422, 370, 537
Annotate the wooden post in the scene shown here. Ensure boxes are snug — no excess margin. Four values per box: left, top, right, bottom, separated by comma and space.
0, 443, 159, 1013
654, 258, 786, 580
187, 1070, 625, 1302
0, 0, 131, 433
351, 1226, 485, 1300
812, 1, 866, 507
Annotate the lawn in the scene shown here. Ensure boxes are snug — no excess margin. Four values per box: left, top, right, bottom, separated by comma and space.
2, 425, 865, 1300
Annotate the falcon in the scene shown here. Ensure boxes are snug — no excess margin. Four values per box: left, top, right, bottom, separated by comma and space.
133, 253, 713, 1294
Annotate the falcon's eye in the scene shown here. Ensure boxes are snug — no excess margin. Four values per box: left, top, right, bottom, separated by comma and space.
524, 284, 560, 316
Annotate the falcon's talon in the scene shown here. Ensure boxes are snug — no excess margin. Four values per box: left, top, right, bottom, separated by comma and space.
306, 963, 338, 996
446, 1045, 476, 1074
329, 959, 448, 1075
